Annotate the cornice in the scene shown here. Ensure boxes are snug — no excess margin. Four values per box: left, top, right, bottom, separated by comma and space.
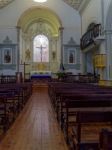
0, 0, 15, 9
78, 0, 91, 14
62, 0, 82, 10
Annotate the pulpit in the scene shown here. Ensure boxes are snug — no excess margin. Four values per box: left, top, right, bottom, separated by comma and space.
94, 54, 106, 85
94, 54, 106, 68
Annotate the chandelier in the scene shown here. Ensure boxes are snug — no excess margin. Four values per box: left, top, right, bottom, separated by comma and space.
33, 0, 47, 2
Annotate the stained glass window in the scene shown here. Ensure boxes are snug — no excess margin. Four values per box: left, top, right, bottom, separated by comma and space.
33, 34, 49, 62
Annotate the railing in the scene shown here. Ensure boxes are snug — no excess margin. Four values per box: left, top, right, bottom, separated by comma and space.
0, 75, 16, 83
55, 74, 99, 83
80, 24, 102, 50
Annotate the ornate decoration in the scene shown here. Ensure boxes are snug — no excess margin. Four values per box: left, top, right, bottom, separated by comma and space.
63, 0, 82, 9
0, 0, 83, 10
0, 0, 15, 9
3, 36, 12, 44
68, 37, 76, 45
26, 22, 52, 39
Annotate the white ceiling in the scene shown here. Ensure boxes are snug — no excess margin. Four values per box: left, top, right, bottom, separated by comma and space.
0, 0, 83, 9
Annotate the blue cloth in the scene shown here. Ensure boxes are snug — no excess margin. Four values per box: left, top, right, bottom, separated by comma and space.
31, 74, 51, 79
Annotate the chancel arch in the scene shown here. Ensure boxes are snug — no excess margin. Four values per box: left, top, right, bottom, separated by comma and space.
17, 7, 62, 74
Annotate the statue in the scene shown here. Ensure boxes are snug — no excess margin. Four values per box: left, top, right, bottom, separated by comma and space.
25, 49, 31, 61
4, 50, 11, 63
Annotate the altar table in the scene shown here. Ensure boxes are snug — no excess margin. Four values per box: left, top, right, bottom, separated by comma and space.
30, 71, 52, 80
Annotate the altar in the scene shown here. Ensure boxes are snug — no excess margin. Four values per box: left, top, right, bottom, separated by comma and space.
30, 71, 52, 81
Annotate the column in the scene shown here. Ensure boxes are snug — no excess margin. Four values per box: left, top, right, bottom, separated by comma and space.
16, 26, 21, 72
59, 27, 64, 71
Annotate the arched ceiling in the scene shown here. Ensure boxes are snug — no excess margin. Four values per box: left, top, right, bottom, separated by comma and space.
0, 0, 83, 10
17, 7, 62, 37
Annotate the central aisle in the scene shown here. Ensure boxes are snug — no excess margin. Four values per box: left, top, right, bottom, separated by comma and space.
0, 87, 68, 150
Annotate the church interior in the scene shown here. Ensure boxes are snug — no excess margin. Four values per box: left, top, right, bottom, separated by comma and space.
0, 0, 112, 150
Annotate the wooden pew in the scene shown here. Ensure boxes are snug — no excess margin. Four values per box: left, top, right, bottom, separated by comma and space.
48, 81, 112, 110
57, 94, 112, 143
48, 82, 112, 124
48, 81, 112, 150
0, 96, 8, 132
57, 93, 112, 125
99, 129, 112, 150
69, 111, 112, 150
0, 82, 32, 136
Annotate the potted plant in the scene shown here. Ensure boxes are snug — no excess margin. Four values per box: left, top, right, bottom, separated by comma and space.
56, 71, 66, 80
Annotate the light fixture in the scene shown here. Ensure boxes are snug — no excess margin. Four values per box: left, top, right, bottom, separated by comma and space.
33, 0, 47, 3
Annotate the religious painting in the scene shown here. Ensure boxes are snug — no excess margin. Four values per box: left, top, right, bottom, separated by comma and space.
68, 50, 75, 64
3, 48, 12, 64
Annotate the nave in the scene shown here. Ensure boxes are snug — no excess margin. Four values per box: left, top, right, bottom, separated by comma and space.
0, 87, 68, 150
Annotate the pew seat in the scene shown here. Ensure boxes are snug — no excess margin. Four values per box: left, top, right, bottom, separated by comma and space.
99, 129, 112, 150
67, 111, 112, 150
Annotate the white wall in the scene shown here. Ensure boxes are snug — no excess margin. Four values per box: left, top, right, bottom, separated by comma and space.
0, 27, 17, 43
81, 0, 102, 34
103, 0, 111, 27
81, 0, 112, 33
63, 27, 81, 45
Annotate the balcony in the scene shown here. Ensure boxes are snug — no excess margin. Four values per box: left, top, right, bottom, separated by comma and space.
80, 24, 102, 50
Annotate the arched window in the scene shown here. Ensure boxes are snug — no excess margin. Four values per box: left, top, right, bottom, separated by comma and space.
33, 34, 49, 62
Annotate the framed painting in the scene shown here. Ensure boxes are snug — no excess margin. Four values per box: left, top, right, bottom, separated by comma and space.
68, 49, 76, 64
3, 48, 12, 64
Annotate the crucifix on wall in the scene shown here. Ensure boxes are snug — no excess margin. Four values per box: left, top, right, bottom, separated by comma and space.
36, 45, 46, 62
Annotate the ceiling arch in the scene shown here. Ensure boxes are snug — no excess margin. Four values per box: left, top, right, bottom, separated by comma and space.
17, 7, 62, 37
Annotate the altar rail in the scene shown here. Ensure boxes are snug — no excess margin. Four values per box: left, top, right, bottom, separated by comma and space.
0, 75, 16, 83
57, 74, 100, 83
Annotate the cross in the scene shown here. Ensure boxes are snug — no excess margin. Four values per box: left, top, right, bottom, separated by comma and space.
36, 45, 46, 62
20, 62, 30, 81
